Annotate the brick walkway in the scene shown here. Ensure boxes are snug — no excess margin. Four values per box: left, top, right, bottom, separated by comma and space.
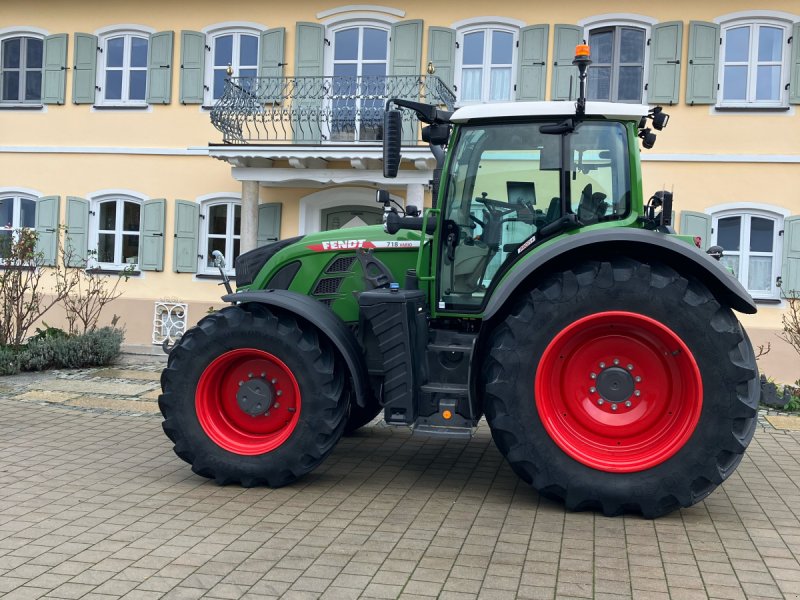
1, 359, 800, 599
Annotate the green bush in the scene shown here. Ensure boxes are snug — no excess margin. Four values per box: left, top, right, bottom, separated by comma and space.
18, 327, 124, 372
0, 346, 20, 376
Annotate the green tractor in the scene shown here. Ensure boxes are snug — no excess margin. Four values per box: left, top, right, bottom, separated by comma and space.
160, 47, 759, 518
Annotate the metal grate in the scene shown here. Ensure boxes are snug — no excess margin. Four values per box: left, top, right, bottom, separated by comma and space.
326, 256, 356, 274
313, 277, 343, 295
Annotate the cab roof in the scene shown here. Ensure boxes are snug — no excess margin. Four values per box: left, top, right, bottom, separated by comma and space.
450, 101, 650, 123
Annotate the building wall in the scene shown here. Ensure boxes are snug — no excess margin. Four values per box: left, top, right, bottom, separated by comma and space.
1, 1, 799, 377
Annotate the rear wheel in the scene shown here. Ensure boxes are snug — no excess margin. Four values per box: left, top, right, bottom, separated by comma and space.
160, 304, 347, 487
482, 258, 759, 518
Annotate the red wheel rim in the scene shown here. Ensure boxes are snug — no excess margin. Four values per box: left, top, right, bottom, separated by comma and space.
196, 349, 301, 455
535, 311, 702, 473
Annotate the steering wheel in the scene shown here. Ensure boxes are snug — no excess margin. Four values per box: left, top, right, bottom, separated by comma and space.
475, 193, 517, 216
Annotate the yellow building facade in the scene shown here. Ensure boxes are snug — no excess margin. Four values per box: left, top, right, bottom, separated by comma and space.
1, 1, 799, 376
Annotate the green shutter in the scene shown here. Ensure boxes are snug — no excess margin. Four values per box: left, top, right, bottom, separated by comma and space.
259, 28, 285, 103
257, 203, 282, 247
390, 20, 423, 77
427, 27, 455, 90
293, 22, 324, 143
140, 199, 165, 271
782, 216, 800, 292
648, 21, 683, 106
679, 210, 711, 250
65, 196, 89, 266
391, 20, 423, 144
173, 200, 199, 273
686, 21, 719, 105
72, 33, 97, 104
42, 34, 68, 105
147, 31, 174, 104
34, 196, 60, 266
180, 30, 206, 104
517, 25, 549, 101
551, 25, 581, 100
789, 23, 800, 105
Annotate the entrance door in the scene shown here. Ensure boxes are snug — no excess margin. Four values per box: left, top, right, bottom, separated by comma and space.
321, 205, 384, 230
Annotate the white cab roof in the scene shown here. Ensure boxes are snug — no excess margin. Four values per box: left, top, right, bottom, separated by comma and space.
450, 101, 650, 123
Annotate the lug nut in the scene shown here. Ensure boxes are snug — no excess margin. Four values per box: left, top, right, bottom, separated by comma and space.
598, 399, 604, 405
271, 378, 277, 384
248, 373, 253, 378
625, 400, 632, 407
611, 403, 618, 411
634, 390, 641, 397
277, 390, 283, 397
613, 358, 620, 365
238, 381, 243, 387
589, 387, 596, 393
599, 362, 606, 368
261, 372, 266, 378
274, 403, 280, 409
590, 372, 597, 379
635, 376, 642, 382
627, 364, 634, 371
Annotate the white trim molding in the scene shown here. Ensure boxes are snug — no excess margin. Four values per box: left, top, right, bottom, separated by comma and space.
94, 23, 156, 36
0, 26, 49, 38
87, 188, 150, 202
713, 10, 800, 25
317, 5, 405, 19
451, 16, 526, 29
195, 191, 242, 203
577, 13, 658, 28
201, 21, 268, 35
705, 201, 791, 218
0, 186, 43, 197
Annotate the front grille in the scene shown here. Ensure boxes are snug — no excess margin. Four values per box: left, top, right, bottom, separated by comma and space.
326, 256, 356, 273
313, 277, 343, 295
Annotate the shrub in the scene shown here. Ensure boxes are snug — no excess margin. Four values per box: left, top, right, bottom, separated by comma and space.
0, 346, 20, 376
19, 327, 124, 372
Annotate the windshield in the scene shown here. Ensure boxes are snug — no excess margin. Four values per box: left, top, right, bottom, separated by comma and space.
439, 119, 631, 310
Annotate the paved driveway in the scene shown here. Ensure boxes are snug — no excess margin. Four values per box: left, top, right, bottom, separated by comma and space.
1, 362, 799, 600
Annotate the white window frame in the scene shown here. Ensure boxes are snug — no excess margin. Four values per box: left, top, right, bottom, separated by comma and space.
88, 191, 146, 270
202, 23, 266, 106
95, 26, 154, 107
0, 29, 46, 106
0, 191, 37, 256
453, 20, 520, 105
324, 19, 391, 142
718, 17, 793, 109
198, 196, 241, 275
710, 203, 788, 300
579, 15, 656, 105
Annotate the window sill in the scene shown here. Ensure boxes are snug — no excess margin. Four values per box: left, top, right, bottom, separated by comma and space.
92, 104, 149, 110
85, 268, 141, 276
754, 297, 782, 305
196, 273, 234, 280
0, 104, 44, 110
715, 105, 791, 112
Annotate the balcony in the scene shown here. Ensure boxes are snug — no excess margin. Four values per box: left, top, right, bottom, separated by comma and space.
210, 75, 456, 145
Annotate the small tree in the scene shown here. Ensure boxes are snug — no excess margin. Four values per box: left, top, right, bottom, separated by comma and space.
0, 228, 79, 347
780, 289, 800, 359
61, 251, 133, 335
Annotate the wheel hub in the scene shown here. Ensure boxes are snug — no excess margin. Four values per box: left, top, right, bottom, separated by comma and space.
237, 376, 276, 417
595, 365, 634, 404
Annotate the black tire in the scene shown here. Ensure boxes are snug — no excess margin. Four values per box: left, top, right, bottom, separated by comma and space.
481, 258, 759, 518
343, 388, 382, 435
159, 304, 347, 487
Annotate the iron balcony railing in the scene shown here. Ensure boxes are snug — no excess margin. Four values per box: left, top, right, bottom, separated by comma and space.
210, 75, 456, 145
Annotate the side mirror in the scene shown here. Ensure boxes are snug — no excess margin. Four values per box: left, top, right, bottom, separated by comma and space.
383, 110, 402, 178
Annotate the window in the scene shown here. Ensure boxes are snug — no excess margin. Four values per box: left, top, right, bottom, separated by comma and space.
200, 199, 241, 274
457, 27, 517, 103
208, 31, 259, 102
720, 20, 790, 107
712, 210, 783, 299
0, 35, 43, 104
588, 26, 646, 103
328, 24, 389, 141
91, 196, 142, 268
98, 32, 149, 104
0, 193, 36, 256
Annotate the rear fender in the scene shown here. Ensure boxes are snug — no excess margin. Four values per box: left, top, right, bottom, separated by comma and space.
222, 290, 369, 407
484, 228, 757, 321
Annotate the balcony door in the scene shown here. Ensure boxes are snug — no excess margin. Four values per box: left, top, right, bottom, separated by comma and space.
327, 25, 389, 142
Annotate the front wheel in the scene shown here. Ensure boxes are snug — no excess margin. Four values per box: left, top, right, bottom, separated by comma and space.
159, 304, 347, 487
482, 259, 759, 518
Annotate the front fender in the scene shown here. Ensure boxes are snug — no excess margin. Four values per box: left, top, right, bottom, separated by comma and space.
222, 290, 369, 407
484, 228, 757, 320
